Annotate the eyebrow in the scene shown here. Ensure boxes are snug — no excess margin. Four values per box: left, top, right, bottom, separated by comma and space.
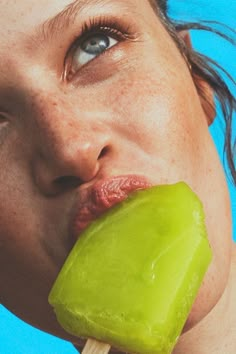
32, 0, 103, 45
27, 0, 137, 50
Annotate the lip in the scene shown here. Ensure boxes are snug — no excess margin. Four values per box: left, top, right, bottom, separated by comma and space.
70, 175, 152, 242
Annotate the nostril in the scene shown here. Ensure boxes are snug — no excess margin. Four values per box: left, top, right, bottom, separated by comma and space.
98, 146, 110, 159
54, 176, 83, 190
46, 145, 110, 195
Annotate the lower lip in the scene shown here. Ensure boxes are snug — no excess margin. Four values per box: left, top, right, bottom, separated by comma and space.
73, 175, 152, 239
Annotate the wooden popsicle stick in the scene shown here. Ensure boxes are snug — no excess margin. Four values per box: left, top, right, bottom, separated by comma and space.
82, 339, 111, 354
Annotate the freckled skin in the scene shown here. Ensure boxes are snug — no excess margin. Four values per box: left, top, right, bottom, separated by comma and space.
0, 0, 235, 353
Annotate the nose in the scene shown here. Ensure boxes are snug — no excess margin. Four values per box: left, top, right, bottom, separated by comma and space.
32, 100, 111, 196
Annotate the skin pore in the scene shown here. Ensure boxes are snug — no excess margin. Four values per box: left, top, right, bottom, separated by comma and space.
0, 0, 235, 353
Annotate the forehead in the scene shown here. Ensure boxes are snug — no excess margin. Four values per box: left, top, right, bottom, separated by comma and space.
1, 0, 69, 34
0, 0, 141, 35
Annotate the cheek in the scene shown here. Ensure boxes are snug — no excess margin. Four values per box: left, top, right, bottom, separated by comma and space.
0, 183, 43, 288
103, 64, 205, 178
0, 162, 62, 285
0, 149, 37, 250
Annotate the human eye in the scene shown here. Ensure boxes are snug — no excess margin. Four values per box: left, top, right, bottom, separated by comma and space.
0, 112, 8, 127
0, 112, 10, 143
64, 17, 133, 81
73, 32, 117, 68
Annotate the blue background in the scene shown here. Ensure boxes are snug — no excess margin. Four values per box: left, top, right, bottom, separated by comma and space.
0, 1, 235, 353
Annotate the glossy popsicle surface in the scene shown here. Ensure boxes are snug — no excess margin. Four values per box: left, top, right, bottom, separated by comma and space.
49, 182, 212, 354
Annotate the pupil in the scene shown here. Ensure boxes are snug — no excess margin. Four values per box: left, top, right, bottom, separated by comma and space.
90, 39, 97, 46
82, 34, 110, 55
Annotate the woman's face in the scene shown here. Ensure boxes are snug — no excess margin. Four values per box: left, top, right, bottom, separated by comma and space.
0, 0, 232, 346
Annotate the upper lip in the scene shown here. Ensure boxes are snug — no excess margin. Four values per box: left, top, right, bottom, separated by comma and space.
70, 174, 152, 242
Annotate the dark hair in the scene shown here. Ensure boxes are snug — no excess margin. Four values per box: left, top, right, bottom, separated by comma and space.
150, 0, 236, 185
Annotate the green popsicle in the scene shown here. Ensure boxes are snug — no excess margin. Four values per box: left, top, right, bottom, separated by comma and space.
48, 182, 212, 354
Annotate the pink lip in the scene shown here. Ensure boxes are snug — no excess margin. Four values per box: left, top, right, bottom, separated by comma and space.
71, 175, 152, 242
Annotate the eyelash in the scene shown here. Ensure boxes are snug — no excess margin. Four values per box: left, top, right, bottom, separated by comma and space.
80, 17, 132, 41
64, 16, 134, 80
